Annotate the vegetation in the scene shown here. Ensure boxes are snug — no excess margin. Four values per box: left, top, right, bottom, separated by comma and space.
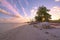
50, 19, 60, 23
35, 6, 51, 22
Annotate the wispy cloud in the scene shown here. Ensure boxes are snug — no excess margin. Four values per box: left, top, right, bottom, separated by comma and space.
0, 17, 28, 23
0, 0, 30, 23
24, 0, 29, 6
49, 6, 60, 20
0, 9, 10, 15
22, 7, 27, 17
54, 0, 60, 2
0, 9, 29, 23
18, 0, 30, 21
18, 0, 28, 17
0, 9, 20, 17
1, 0, 22, 17
30, 7, 38, 19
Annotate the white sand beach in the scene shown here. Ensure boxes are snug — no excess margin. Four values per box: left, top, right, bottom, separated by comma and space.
0, 23, 60, 40
0, 23, 27, 33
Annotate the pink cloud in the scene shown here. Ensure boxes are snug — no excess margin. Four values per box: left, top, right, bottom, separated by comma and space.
0, 17, 28, 23
49, 6, 60, 20
1, 0, 22, 17
0, 0, 30, 23
0, 9, 20, 17
55, 0, 60, 2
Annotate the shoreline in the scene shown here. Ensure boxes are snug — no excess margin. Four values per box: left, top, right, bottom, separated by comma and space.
0, 23, 60, 40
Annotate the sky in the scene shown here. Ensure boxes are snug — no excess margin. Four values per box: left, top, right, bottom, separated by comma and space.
0, 0, 60, 23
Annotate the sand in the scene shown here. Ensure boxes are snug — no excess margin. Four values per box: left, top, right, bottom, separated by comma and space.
0, 23, 27, 33
0, 23, 60, 40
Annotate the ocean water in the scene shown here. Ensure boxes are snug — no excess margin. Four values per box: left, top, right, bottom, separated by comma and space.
0, 23, 27, 33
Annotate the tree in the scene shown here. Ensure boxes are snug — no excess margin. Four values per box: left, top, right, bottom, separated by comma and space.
35, 6, 51, 22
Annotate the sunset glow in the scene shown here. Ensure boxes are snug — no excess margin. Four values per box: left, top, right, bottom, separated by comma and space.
0, 0, 60, 23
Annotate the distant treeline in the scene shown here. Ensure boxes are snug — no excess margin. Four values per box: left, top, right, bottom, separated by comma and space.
50, 19, 60, 23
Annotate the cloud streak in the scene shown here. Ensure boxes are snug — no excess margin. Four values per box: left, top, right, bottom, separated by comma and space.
0, 17, 28, 23
17, 0, 30, 21
49, 6, 60, 20
0, 9, 20, 17
0, 0, 30, 23
18, 0, 28, 17
1, 0, 22, 17
22, 7, 27, 17
24, 0, 29, 6
55, 0, 60, 2
30, 7, 38, 19
0, 9, 29, 23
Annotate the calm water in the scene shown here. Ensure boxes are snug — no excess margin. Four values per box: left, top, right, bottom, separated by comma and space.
0, 23, 27, 33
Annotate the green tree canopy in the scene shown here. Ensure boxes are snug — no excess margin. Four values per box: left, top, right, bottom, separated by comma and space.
35, 6, 51, 22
